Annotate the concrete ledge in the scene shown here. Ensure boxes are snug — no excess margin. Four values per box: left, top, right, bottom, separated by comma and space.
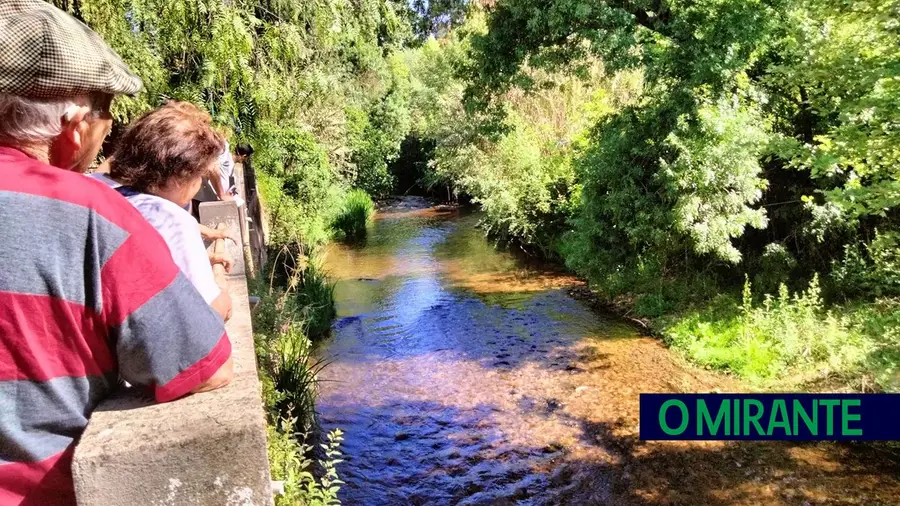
73, 202, 273, 505
198, 201, 247, 277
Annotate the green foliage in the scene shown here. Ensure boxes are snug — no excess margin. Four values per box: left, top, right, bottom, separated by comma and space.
62, 0, 419, 251
267, 422, 344, 506
252, 276, 326, 433
332, 190, 376, 242
407, 0, 470, 40
346, 55, 412, 197
664, 276, 877, 386
253, 256, 343, 504
293, 261, 337, 340
763, 0, 900, 220
754, 243, 798, 295
845, 298, 900, 392
461, 0, 900, 302
424, 0, 900, 392
254, 122, 344, 247
405, 10, 622, 255
562, 93, 770, 287
831, 231, 900, 299
270, 326, 323, 433
262, 244, 336, 341
662, 98, 770, 264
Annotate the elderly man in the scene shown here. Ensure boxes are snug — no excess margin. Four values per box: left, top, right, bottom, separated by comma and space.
0, 2, 233, 505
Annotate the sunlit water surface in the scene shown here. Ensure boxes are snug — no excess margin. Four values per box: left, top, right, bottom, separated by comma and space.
317, 198, 900, 506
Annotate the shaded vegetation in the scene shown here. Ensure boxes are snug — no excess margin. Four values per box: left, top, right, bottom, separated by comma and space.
398, 0, 900, 391
252, 258, 340, 504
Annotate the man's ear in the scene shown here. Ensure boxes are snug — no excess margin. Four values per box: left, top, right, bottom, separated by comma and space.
59, 105, 92, 152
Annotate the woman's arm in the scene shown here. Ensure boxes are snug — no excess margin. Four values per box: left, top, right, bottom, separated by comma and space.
199, 223, 236, 243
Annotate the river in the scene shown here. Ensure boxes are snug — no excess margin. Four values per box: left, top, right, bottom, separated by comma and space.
317, 198, 900, 505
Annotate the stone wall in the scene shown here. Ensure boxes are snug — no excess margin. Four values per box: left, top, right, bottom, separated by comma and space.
72, 200, 273, 506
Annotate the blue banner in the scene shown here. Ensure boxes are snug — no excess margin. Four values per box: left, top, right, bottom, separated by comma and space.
640, 393, 900, 441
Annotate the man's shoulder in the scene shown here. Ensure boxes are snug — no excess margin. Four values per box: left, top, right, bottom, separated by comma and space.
0, 151, 152, 234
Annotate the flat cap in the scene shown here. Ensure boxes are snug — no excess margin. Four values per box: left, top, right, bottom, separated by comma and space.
0, 0, 142, 98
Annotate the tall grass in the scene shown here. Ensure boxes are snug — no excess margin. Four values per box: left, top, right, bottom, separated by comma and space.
252, 268, 343, 504
663, 275, 893, 389
266, 244, 336, 341
331, 189, 375, 242
293, 262, 336, 340
273, 327, 328, 432
252, 282, 327, 431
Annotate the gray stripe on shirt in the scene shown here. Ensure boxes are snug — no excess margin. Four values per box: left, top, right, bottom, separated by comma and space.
111, 272, 226, 388
0, 375, 114, 463
0, 191, 128, 311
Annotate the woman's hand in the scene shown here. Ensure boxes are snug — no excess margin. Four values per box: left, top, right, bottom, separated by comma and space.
208, 251, 233, 273
199, 224, 236, 243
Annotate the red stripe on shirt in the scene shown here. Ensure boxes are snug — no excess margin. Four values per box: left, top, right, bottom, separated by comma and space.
155, 332, 232, 403
0, 292, 111, 381
0, 148, 152, 234
0, 448, 76, 506
0, 148, 178, 275
100, 233, 178, 327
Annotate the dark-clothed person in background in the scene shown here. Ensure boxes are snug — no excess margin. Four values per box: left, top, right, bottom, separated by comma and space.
191, 140, 243, 218
235, 143, 257, 206
0, 1, 233, 504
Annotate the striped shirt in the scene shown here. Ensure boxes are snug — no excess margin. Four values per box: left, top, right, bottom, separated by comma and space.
0, 147, 232, 505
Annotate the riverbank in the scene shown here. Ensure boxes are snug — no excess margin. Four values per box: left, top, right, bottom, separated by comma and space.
314, 203, 900, 505
401, 196, 900, 395
567, 282, 900, 394
249, 190, 378, 504
250, 257, 346, 505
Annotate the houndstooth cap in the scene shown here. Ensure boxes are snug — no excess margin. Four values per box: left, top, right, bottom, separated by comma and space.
0, 0, 143, 99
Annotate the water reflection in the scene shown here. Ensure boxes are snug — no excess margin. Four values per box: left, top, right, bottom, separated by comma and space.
317, 200, 900, 505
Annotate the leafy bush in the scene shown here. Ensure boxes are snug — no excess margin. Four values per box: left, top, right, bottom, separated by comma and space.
254, 122, 344, 248
268, 422, 344, 506
846, 299, 900, 392
331, 190, 375, 242
832, 231, 900, 299
253, 265, 344, 505
664, 276, 875, 386
405, 14, 619, 256
448, 116, 580, 256
458, 0, 900, 351
754, 243, 798, 295
633, 293, 673, 319
345, 56, 412, 197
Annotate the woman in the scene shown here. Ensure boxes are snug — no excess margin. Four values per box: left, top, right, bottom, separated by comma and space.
93, 101, 232, 320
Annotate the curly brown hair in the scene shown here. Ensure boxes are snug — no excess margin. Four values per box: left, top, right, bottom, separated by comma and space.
109, 101, 224, 192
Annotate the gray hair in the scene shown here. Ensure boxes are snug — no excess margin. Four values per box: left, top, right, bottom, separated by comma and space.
0, 93, 109, 145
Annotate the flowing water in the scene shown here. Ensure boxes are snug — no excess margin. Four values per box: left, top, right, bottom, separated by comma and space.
317, 198, 900, 506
